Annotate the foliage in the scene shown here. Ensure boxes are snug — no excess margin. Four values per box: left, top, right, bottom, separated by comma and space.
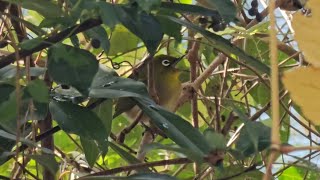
0, 0, 318, 179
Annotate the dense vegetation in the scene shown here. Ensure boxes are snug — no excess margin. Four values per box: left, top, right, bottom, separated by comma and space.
0, 0, 319, 179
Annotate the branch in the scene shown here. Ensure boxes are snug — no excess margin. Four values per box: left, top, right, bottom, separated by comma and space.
82, 150, 224, 177
84, 158, 192, 177
0, 18, 102, 68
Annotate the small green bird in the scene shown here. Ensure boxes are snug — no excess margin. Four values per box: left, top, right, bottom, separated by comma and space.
114, 55, 184, 121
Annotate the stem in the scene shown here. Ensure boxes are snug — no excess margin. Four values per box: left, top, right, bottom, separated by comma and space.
264, 0, 280, 179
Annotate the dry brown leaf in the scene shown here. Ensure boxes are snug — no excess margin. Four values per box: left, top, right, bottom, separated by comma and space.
283, 0, 320, 125
282, 67, 320, 125
292, 0, 320, 66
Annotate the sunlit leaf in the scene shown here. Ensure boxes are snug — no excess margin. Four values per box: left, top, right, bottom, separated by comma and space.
282, 67, 320, 125
107, 25, 140, 56
292, 0, 320, 66
279, 165, 320, 180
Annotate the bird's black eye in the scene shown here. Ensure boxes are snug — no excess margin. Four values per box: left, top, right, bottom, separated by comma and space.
161, 59, 170, 67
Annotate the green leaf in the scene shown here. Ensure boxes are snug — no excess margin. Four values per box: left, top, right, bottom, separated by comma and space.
156, 11, 182, 41
109, 142, 151, 172
90, 66, 151, 117
135, 0, 161, 12
19, 37, 43, 50
49, 101, 108, 144
235, 121, 271, 157
27, 154, 58, 176
85, 26, 110, 53
166, 17, 271, 75
98, 2, 120, 29
4, 0, 63, 18
89, 67, 150, 100
0, 84, 15, 103
206, 0, 236, 23
203, 129, 226, 151
32, 101, 48, 120
107, 25, 140, 56
136, 99, 212, 156
0, 127, 15, 165
279, 166, 320, 180
144, 143, 203, 163
48, 44, 99, 96
39, 17, 74, 28
109, 142, 141, 164
118, 6, 163, 54
0, 65, 46, 80
25, 79, 49, 103
0, 91, 17, 133
0, 130, 54, 154
80, 137, 100, 168
232, 106, 271, 157
98, 2, 163, 54
92, 99, 113, 155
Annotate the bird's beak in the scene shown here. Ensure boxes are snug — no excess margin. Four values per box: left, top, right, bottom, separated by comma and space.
170, 54, 186, 67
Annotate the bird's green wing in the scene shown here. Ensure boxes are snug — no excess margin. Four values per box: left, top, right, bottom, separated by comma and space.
113, 97, 137, 118
113, 71, 147, 118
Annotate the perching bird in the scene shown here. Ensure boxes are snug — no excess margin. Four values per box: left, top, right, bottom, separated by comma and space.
114, 54, 185, 161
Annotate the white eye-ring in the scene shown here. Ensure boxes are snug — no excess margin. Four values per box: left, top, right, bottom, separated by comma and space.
161, 59, 170, 66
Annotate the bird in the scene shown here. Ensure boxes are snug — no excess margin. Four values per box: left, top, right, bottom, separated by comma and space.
114, 54, 185, 121
113, 54, 185, 161
278, 0, 307, 11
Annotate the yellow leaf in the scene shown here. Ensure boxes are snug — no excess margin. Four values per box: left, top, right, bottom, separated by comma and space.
282, 67, 320, 125
292, 0, 320, 66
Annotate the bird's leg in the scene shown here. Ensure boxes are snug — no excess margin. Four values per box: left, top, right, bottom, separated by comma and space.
136, 129, 155, 161
117, 111, 143, 143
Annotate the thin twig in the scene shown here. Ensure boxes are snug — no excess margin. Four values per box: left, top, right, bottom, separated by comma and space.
83, 158, 192, 177
264, 0, 280, 179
